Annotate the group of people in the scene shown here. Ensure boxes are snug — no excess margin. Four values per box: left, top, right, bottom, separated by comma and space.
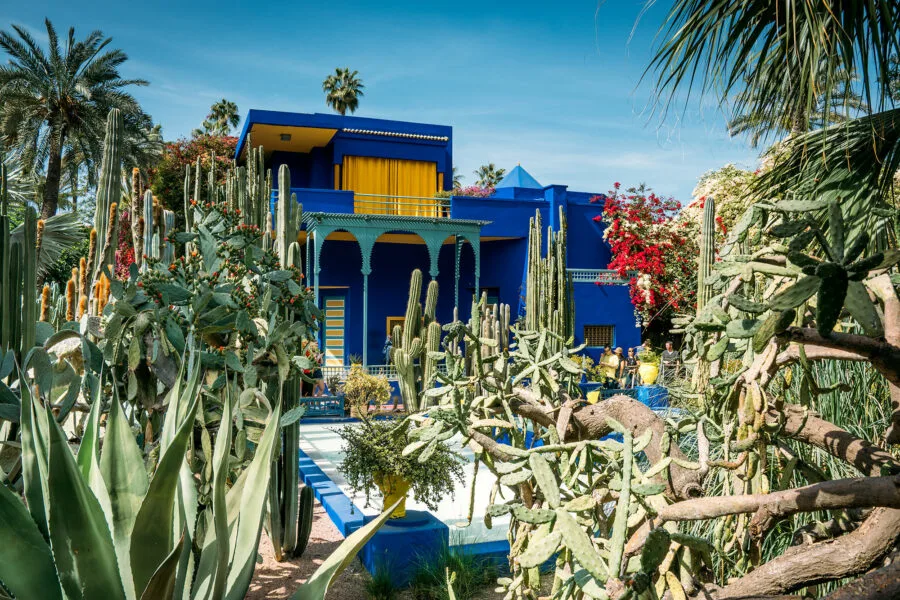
597, 346, 639, 388
596, 341, 681, 388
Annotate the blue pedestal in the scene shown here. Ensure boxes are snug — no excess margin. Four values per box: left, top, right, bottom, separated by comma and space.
360, 510, 449, 587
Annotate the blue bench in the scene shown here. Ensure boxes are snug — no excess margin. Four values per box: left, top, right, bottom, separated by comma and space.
299, 395, 345, 417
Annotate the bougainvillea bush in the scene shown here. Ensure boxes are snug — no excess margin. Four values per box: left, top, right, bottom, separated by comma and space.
593, 183, 701, 324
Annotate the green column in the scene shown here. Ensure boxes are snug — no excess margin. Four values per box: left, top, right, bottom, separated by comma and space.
362, 272, 369, 366
313, 231, 321, 308
472, 237, 481, 298
454, 235, 461, 311
356, 230, 376, 368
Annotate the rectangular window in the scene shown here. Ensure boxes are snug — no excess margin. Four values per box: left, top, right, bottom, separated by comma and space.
584, 325, 615, 348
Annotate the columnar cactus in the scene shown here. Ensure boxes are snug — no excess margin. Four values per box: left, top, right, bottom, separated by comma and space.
524, 207, 572, 349
92, 108, 123, 279
275, 164, 301, 265
697, 196, 716, 311
0, 166, 37, 357
392, 269, 442, 412
142, 190, 154, 271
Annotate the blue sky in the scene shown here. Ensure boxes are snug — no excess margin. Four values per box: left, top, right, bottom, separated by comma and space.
5, 1, 761, 200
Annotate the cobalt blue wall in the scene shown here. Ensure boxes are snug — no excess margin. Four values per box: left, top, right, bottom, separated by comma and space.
566, 198, 611, 269
572, 282, 640, 361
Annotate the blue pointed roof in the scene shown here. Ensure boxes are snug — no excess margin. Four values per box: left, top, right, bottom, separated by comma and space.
497, 164, 542, 189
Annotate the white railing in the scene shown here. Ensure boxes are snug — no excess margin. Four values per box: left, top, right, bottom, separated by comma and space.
353, 193, 450, 218
567, 268, 635, 285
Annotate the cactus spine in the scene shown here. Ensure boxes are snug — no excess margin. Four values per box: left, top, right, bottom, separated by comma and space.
697, 196, 716, 311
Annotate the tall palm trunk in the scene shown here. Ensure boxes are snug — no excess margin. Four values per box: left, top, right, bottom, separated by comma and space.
40, 122, 66, 219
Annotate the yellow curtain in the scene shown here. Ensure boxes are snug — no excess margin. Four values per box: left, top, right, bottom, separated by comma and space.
342, 156, 438, 216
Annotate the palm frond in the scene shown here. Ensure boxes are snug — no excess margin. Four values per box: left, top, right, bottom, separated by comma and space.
11, 211, 84, 277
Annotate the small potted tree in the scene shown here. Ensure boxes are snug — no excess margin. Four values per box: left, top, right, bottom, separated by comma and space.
637, 347, 660, 385
337, 419, 463, 518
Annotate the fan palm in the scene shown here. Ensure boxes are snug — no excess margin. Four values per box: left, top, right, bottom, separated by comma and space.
452, 166, 464, 189
0, 19, 153, 219
474, 163, 506, 188
193, 98, 240, 137
322, 68, 364, 116
645, 0, 900, 217
728, 66, 870, 147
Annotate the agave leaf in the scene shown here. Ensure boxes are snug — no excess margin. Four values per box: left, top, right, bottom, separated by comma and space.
139, 532, 185, 600
192, 383, 235, 600
0, 479, 63, 600
130, 384, 199, 597
223, 398, 283, 599
19, 375, 50, 540
100, 392, 150, 600
290, 498, 402, 600
47, 406, 126, 599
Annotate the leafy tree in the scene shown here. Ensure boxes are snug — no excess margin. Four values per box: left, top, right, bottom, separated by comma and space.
474, 163, 505, 187
192, 98, 241, 137
0, 19, 156, 218
148, 134, 237, 225
322, 68, 364, 116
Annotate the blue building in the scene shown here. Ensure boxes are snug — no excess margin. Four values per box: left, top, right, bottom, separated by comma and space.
235, 110, 640, 368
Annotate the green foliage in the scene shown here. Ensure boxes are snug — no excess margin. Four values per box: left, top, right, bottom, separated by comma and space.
365, 564, 399, 600
341, 364, 391, 414
409, 547, 498, 600
0, 19, 159, 218
337, 419, 463, 511
149, 135, 238, 223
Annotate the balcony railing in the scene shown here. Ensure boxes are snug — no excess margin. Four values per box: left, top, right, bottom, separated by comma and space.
567, 268, 635, 285
321, 363, 448, 381
353, 193, 451, 218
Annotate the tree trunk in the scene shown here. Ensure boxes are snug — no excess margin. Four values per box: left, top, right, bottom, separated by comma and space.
40, 123, 65, 219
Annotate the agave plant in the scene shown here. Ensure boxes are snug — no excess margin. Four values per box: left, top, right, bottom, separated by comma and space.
0, 346, 284, 600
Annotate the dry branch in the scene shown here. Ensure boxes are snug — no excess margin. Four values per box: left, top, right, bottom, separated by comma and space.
656, 475, 900, 533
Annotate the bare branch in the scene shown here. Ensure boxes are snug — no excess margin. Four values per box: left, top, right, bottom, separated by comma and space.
656, 475, 900, 530
713, 508, 900, 598
774, 404, 900, 477
823, 553, 900, 600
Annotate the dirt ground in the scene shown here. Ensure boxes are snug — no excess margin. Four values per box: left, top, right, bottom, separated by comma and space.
247, 502, 371, 600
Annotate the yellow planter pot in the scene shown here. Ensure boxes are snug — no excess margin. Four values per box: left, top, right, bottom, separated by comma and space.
638, 364, 659, 385
374, 473, 410, 519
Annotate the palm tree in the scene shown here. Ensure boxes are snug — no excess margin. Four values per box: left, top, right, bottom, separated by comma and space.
474, 163, 506, 188
646, 1, 900, 215
727, 66, 869, 147
322, 68, 364, 116
0, 19, 154, 218
193, 99, 241, 137
452, 167, 464, 189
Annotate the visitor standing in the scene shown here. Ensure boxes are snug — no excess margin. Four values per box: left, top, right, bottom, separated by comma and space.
383, 335, 393, 365
660, 341, 680, 383
614, 347, 626, 387
599, 347, 619, 389
623, 347, 638, 388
